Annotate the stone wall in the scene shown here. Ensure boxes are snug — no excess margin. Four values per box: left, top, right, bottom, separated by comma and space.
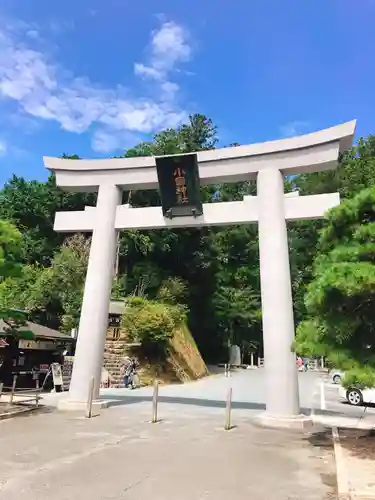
101, 324, 208, 388
102, 340, 128, 388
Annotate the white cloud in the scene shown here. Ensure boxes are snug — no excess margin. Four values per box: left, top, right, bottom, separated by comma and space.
0, 19, 192, 153
25, 30, 40, 40
91, 129, 142, 154
91, 130, 121, 154
151, 21, 191, 69
279, 121, 311, 138
0, 139, 7, 155
134, 20, 192, 96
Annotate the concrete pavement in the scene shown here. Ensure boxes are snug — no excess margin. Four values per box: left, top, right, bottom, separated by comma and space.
0, 402, 337, 500
44, 368, 318, 416
3, 369, 375, 499
41, 368, 375, 427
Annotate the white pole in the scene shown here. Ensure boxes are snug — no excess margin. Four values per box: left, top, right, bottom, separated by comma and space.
225, 387, 233, 430
257, 168, 300, 418
69, 184, 121, 404
85, 377, 95, 418
152, 380, 159, 423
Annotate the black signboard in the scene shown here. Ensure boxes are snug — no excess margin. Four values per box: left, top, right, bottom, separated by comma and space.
155, 153, 203, 218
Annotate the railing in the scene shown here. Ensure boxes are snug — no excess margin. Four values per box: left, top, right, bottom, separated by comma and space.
256, 357, 325, 371
0, 375, 42, 409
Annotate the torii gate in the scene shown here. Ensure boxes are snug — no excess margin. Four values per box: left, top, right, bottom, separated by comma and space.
44, 120, 356, 428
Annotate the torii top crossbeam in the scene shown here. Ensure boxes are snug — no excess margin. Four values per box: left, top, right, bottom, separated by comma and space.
44, 120, 356, 192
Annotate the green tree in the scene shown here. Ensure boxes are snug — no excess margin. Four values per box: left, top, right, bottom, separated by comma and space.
0, 219, 32, 339
0, 234, 90, 332
291, 135, 375, 326
0, 219, 22, 279
0, 169, 96, 265
294, 186, 375, 388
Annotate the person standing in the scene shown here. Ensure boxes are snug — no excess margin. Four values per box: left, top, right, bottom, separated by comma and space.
127, 357, 139, 389
122, 356, 132, 388
303, 358, 309, 372
297, 357, 303, 371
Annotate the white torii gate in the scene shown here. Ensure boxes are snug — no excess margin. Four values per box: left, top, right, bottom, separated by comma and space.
44, 120, 356, 428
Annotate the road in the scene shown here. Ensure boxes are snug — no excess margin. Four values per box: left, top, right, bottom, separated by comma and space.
2, 367, 372, 499
0, 370, 339, 500
43, 368, 375, 427
311, 373, 375, 427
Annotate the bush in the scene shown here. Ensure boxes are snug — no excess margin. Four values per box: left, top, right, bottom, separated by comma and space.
342, 365, 375, 390
121, 296, 186, 345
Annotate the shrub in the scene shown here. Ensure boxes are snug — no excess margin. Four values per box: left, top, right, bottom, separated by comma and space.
121, 296, 186, 345
342, 365, 375, 390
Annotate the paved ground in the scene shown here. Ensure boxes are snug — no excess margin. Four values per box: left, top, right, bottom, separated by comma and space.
0, 402, 337, 500
42, 368, 375, 426
2, 368, 375, 499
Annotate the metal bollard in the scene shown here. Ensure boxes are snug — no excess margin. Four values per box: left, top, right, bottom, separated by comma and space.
85, 377, 95, 418
225, 387, 233, 431
152, 380, 159, 423
0, 382, 3, 400
35, 379, 40, 408
224, 364, 228, 377
8, 375, 17, 406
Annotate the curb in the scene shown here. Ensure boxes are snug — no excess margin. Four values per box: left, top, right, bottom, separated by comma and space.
332, 427, 375, 500
332, 427, 351, 499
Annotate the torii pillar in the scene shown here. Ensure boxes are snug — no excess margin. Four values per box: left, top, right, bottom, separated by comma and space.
257, 169, 301, 426
44, 120, 356, 428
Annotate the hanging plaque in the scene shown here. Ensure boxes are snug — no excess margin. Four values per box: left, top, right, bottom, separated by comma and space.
155, 153, 203, 218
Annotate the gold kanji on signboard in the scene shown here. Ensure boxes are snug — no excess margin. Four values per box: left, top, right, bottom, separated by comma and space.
173, 167, 188, 204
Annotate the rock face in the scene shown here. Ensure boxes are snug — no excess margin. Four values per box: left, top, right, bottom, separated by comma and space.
101, 325, 208, 388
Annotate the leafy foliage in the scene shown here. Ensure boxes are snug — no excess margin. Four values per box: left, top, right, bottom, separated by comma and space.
0, 234, 90, 331
0, 218, 31, 338
156, 277, 188, 305
294, 186, 375, 387
121, 296, 186, 345
0, 170, 95, 265
0, 219, 22, 279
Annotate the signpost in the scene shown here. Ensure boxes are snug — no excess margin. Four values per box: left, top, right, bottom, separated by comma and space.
62, 356, 74, 391
51, 362, 63, 392
155, 153, 203, 218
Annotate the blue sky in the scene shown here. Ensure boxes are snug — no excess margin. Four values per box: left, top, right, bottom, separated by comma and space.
0, 0, 374, 185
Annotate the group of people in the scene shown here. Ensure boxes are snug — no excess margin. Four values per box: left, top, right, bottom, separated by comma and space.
122, 356, 139, 389
297, 356, 309, 372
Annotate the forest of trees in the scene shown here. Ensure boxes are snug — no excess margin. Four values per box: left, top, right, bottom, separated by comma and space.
0, 114, 375, 385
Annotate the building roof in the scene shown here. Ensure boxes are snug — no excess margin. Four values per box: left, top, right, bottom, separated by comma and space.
0, 320, 73, 341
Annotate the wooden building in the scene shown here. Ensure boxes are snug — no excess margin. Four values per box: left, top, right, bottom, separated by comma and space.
0, 320, 74, 388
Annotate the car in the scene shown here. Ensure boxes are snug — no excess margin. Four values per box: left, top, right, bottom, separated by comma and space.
339, 385, 375, 406
331, 370, 344, 384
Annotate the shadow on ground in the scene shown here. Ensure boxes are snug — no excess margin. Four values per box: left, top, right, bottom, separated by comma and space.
307, 428, 333, 449
101, 393, 359, 420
